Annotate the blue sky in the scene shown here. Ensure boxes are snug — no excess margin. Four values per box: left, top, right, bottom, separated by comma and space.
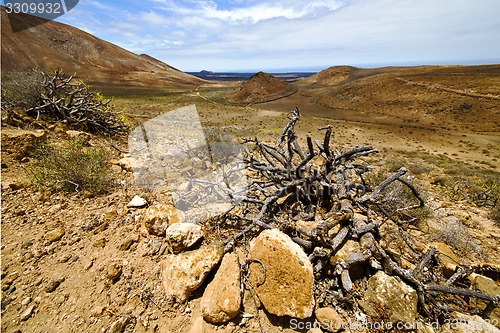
55, 0, 500, 72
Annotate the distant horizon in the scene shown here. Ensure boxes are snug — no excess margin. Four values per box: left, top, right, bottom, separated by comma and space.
183, 59, 500, 74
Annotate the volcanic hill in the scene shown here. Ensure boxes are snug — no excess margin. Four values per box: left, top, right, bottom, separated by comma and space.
1, 6, 204, 87
307, 65, 500, 132
227, 71, 297, 104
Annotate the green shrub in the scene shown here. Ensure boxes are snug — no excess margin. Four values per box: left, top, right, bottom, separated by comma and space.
30, 138, 110, 195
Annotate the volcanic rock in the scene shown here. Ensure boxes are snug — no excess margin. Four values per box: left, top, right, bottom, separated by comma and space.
161, 243, 224, 303
201, 252, 241, 323
164, 222, 203, 254
142, 203, 183, 236
359, 271, 418, 323
248, 229, 315, 319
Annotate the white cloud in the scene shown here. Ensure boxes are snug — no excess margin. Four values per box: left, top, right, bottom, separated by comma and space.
58, 0, 500, 71
129, 11, 171, 27
152, 0, 344, 23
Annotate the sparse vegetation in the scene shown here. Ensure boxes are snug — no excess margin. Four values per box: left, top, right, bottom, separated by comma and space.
1, 69, 128, 135
1, 68, 44, 111
29, 138, 110, 195
433, 218, 481, 257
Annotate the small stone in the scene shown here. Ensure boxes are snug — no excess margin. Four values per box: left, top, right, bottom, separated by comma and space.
33, 276, 44, 286
20, 304, 36, 321
1, 297, 13, 310
48, 204, 62, 214
201, 253, 241, 324
471, 274, 500, 328
21, 239, 34, 249
106, 262, 123, 282
93, 237, 107, 248
1, 128, 47, 158
21, 297, 31, 306
177, 182, 190, 193
45, 277, 65, 293
8, 182, 23, 191
149, 240, 162, 255
33, 296, 42, 303
85, 260, 94, 270
142, 203, 184, 236
66, 130, 91, 142
108, 315, 131, 333
93, 222, 108, 234
44, 227, 65, 243
90, 305, 106, 317
111, 165, 122, 173
315, 307, 344, 332
115, 294, 127, 306
118, 158, 133, 172
2, 272, 19, 286
59, 253, 72, 263
103, 210, 118, 222
127, 195, 147, 208
165, 223, 203, 253
118, 238, 134, 251
307, 329, 323, 333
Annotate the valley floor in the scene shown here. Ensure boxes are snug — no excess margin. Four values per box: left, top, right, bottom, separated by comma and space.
2, 84, 499, 333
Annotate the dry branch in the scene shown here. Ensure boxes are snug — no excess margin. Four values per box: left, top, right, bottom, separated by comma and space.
183, 107, 498, 323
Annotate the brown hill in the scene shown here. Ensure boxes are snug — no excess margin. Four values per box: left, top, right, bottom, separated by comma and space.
1, 7, 204, 87
303, 65, 500, 132
300, 65, 355, 85
227, 71, 297, 104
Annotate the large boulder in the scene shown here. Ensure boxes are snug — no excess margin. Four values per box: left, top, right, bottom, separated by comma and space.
142, 203, 184, 236
164, 223, 203, 254
359, 271, 418, 323
471, 274, 500, 328
201, 252, 241, 324
161, 243, 224, 303
248, 229, 315, 319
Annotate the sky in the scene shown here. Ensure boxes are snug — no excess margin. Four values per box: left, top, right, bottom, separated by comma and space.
54, 0, 500, 72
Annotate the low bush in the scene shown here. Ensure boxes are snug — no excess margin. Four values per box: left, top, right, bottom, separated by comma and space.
30, 138, 110, 195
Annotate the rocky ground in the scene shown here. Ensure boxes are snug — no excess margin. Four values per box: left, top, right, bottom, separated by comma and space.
2, 111, 500, 333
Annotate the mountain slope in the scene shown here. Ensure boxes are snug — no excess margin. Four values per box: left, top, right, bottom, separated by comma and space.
308, 65, 500, 132
1, 7, 204, 87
